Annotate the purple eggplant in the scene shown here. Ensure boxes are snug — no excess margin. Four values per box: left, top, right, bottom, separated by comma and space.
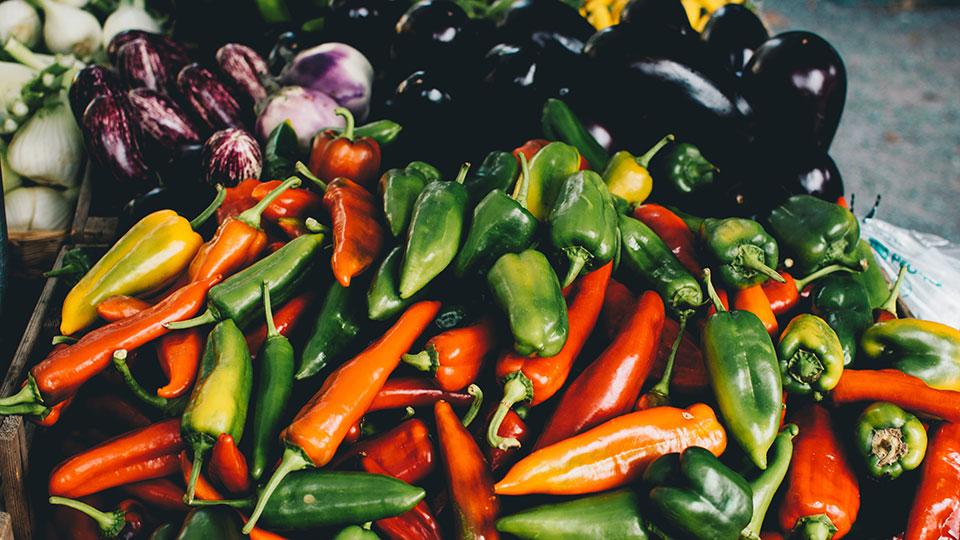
116, 38, 174, 94
279, 43, 374, 121
177, 63, 246, 133
216, 43, 269, 105
107, 30, 190, 67
126, 88, 202, 157
82, 95, 158, 196
69, 65, 126, 122
255, 86, 343, 150
701, 4, 768, 76
201, 128, 263, 187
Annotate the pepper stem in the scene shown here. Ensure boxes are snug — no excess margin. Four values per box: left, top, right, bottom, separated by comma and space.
738, 247, 786, 284
112, 350, 180, 415
243, 446, 310, 534
335, 107, 355, 141
190, 185, 226, 230
51, 335, 77, 345
562, 248, 590, 289
0, 376, 46, 417
879, 264, 908, 315
787, 349, 825, 389
401, 347, 438, 374
185, 498, 252, 509
184, 444, 209, 504
703, 269, 725, 313
262, 281, 278, 339
48, 497, 126, 537
793, 264, 855, 292
636, 134, 675, 168
487, 373, 533, 450
295, 161, 327, 192
237, 176, 301, 230
648, 316, 688, 403
165, 309, 217, 330
43, 264, 84, 278
513, 153, 531, 208
793, 514, 838, 540
462, 384, 483, 428
872, 427, 907, 468
454, 163, 471, 184
303, 217, 328, 234
741, 423, 798, 540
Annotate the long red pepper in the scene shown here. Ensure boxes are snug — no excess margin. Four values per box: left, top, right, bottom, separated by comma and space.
245, 291, 315, 355
905, 422, 960, 540
96, 296, 152, 321
832, 369, 960, 423
647, 318, 708, 393
633, 203, 701, 275
368, 377, 474, 412
534, 290, 666, 449
348, 419, 435, 484
121, 478, 186, 511
80, 395, 151, 431
601, 279, 635, 338
50, 497, 101, 540
403, 317, 499, 391
488, 262, 611, 449
359, 457, 443, 540
209, 433, 251, 495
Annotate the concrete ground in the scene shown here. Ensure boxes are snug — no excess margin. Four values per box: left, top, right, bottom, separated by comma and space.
760, 0, 960, 241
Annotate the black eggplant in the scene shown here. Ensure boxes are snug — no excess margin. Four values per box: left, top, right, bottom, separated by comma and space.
392, 0, 480, 74
120, 184, 219, 236
82, 96, 158, 200
176, 63, 246, 133
620, 0, 693, 34
216, 43, 270, 104
69, 65, 125, 123
107, 30, 190, 69
493, 0, 596, 54
116, 38, 175, 94
741, 31, 846, 151
201, 128, 263, 187
268, 31, 302, 76
701, 4, 768, 76
756, 149, 845, 207
126, 88, 202, 161
325, 0, 409, 65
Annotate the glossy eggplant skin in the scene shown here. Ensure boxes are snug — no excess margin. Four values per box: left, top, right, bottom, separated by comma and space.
116, 38, 175, 94
325, 0, 408, 66
494, 0, 596, 53
750, 149, 845, 210
82, 96, 158, 200
620, 0, 693, 34
702, 4, 768, 76
741, 31, 846, 152
268, 31, 303, 76
216, 43, 269, 104
201, 128, 263, 187
126, 88, 202, 161
69, 65, 126, 123
107, 30, 191, 70
392, 0, 481, 74
176, 63, 246, 133
120, 184, 219, 236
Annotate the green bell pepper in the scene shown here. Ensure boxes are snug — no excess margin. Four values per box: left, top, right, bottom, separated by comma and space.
463, 150, 519, 206
767, 195, 863, 274
742, 424, 799, 540
811, 275, 874, 366
778, 314, 845, 400
548, 170, 617, 287
379, 161, 441, 237
487, 249, 568, 357
860, 318, 960, 391
496, 489, 649, 540
523, 141, 581, 220
332, 524, 380, 540
176, 508, 243, 539
855, 401, 927, 480
298, 278, 365, 380
541, 98, 610, 172
853, 239, 893, 308
702, 268, 782, 469
149, 523, 178, 540
696, 217, 785, 290
648, 140, 718, 211
643, 446, 753, 540
399, 164, 469, 299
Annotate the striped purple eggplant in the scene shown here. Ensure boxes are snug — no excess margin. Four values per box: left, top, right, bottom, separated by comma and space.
69, 65, 126, 122
126, 88, 202, 156
116, 38, 174, 94
216, 43, 269, 104
107, 30, 190, 68
82, 95, 158, 195
201, 128, 262, 187
177, 63, 245, 133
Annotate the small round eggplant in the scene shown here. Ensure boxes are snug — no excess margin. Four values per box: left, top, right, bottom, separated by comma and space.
392, 0, 480, 73
325, 0, 409, 65
494, 0, 596, 54
82, 95, 158, 198
116, 38, 174, 94
741, 31, 847, 151
758, 149, 845, 207
126, 88, 202, 159
201, 128, 263, 187
278, 43, 374, 121
176, 63, 246, 133
216, 43, 270, 104
620, 0, 693, 34
107, 30, 190, 68
701, 3, 768, 76
69, 65, 125, 123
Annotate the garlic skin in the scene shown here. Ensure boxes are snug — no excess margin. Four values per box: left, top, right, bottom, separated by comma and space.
103, 0, 160, 49
4, 186, 72, 231
0, 61, 35, 112
0, 0, 41, 49
39, 0, 102, 59
7, 99, 83, 188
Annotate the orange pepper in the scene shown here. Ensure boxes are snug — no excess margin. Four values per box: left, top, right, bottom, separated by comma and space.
403, 317, 499, 392
96, 296, 152, 321
733, 284, 779, 336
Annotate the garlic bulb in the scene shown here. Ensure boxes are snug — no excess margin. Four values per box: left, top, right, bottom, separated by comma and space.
39, 0, 102, 59
0, 0, 41, 49
7, 99, 83, 187
4, 186, 72, 231
103, 0, 160, 49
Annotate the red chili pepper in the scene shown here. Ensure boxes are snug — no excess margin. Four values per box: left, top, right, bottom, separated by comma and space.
762, 265, 852, 316
512, 139, 550, 163
80, 395, 151, 431
601, 278, 635, 339
435, 399, 499, 539
646, 317, 708, 394
733, 284, 779, 336
354, 419, 435, 484
403, 317, 498, 391
47, 497, 144, 539
245, 291, 315, 355
905, 422, 960, 540
361, 458, 443, 540
831, 369, 960, 423
475, 406, 529, 473
210, 433, 251, 495
344, 422, 361, 444
251, 180, 324, 221
96, 296, 153, 321
367, 377, 474, 412
488, 262, 611, 450
308, 108, 381, 189
535, 290, 665, 450
32, 394, 72, 427
217, 179, 261, 223
121, 478, 187, 511
632, 204, 701, 275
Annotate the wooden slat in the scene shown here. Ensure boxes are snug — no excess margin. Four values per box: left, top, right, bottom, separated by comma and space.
0, 512, 14, 540
0, 417, 30, 540
68, 164, 93, 244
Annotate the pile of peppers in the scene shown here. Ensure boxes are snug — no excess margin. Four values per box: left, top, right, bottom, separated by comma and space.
1, 34, 960, 540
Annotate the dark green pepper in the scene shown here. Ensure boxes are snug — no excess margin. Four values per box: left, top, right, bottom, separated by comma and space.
182, 319, 253, 503
648, 140, 718, 210
523, 142, 581, 220
398, 164, 470, 299
453, 154, 536, 278
298, 278, 365, 380
367, 246, 421, 321
496, 489, 649, 540
696, 217, 785, 290
855, 401, 927, 480
111, 349, 188, 416
332, 524, 380, 540
487, 249, 568, 357
742, 424, 799, 540
176, 508, 243, 540
860, 318, 960, 391
548, 170, 617, 286
261, 120, 300, 180
149, 523, 178, 540
250, 284, 295, 481
702, 268, 782, 469
617, 213, 702, 319
853, 239, 897, 308
541, 98, 610, 172
777, 314, 845, 400
379, 161, 441, 237
463, 150, 519, 206
167, 232, 325, 330
811, 274, 874, 366
767, 195, 863, 274
643, 446, 753, 540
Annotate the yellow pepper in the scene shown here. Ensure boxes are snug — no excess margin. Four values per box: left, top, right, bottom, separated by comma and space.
601, 135, 673, 207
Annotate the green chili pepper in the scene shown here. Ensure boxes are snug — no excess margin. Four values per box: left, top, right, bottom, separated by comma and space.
855, 402, 927, 480
695, 217, 785, 290
189, 471, 424, 531
541, 98, 610, 172
643, 446, 753, 540
332, 524, 380, 540
167, 231, 325, 330
454, 154, 536, 278
111, 349, 187, 416
648, 140, 718, 211
811, 274, 874, 366
182, 319, 253, 503
487, 249, 568, 357
463, 150, 519, 206
368, 246, 421, 321
298, 279, 365, 380
617, 213, 702, 319
860, 318, 960, 391
778, 314, 845, 400
379, 161, 441, 237
495, 489, 649, 540
176, 507, 243, 539
250, 283, 295, 481
328, 120, 402, 146
767, 195, 863, 274
523, 142, 581, 220
702, 268, 782, 469
741, 424, 799, 540
398, 164, 470, 299
548, 170, 618, 287
262, 120, 300, 180
149, 523, 177, 540
852, 240, 890, 308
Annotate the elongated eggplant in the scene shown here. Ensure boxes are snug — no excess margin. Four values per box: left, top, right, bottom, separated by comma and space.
749, 148, 845, 209
126, 88, 201, 159
116, 37, 174, 94
107, 29, 190, 67
201, 128, 263, 187
325, 0, 408, 66
216, 43, 269, 105
494, 0, 596, 54
69, 65, 125, 123
741, 31, 846, 152
177, 63, 245, 133
392, 0, 480, 74
620, 0, 693, 34
82, 95, 157, 197
701, 3, 768, 76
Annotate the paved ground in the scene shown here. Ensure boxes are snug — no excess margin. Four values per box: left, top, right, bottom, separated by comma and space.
761, 0, 960, 241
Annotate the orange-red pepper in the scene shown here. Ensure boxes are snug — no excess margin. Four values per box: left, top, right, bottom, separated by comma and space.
121, 478, 187, 511
308, 108, 381, 189
832, 369, 960, 423
403, 317, 498, 391
477, 406, 528, 473
244, 291, 315, 355
779, 403, 860, 539
352, 419, 435, 485
905, 422, 960, 540
601, 278, 635, 339
210, 433, 251, 495
251, 180, 323, 222
361, 458, 443, 540
96, 296, 152, 321
734, 284, 779, 336
323, 177, 385, 287
217, 179, 260, 223
512, 139, 550, 163
632, 203, 701, 275
762, 265, 851, 316
367, 377, 474, 412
